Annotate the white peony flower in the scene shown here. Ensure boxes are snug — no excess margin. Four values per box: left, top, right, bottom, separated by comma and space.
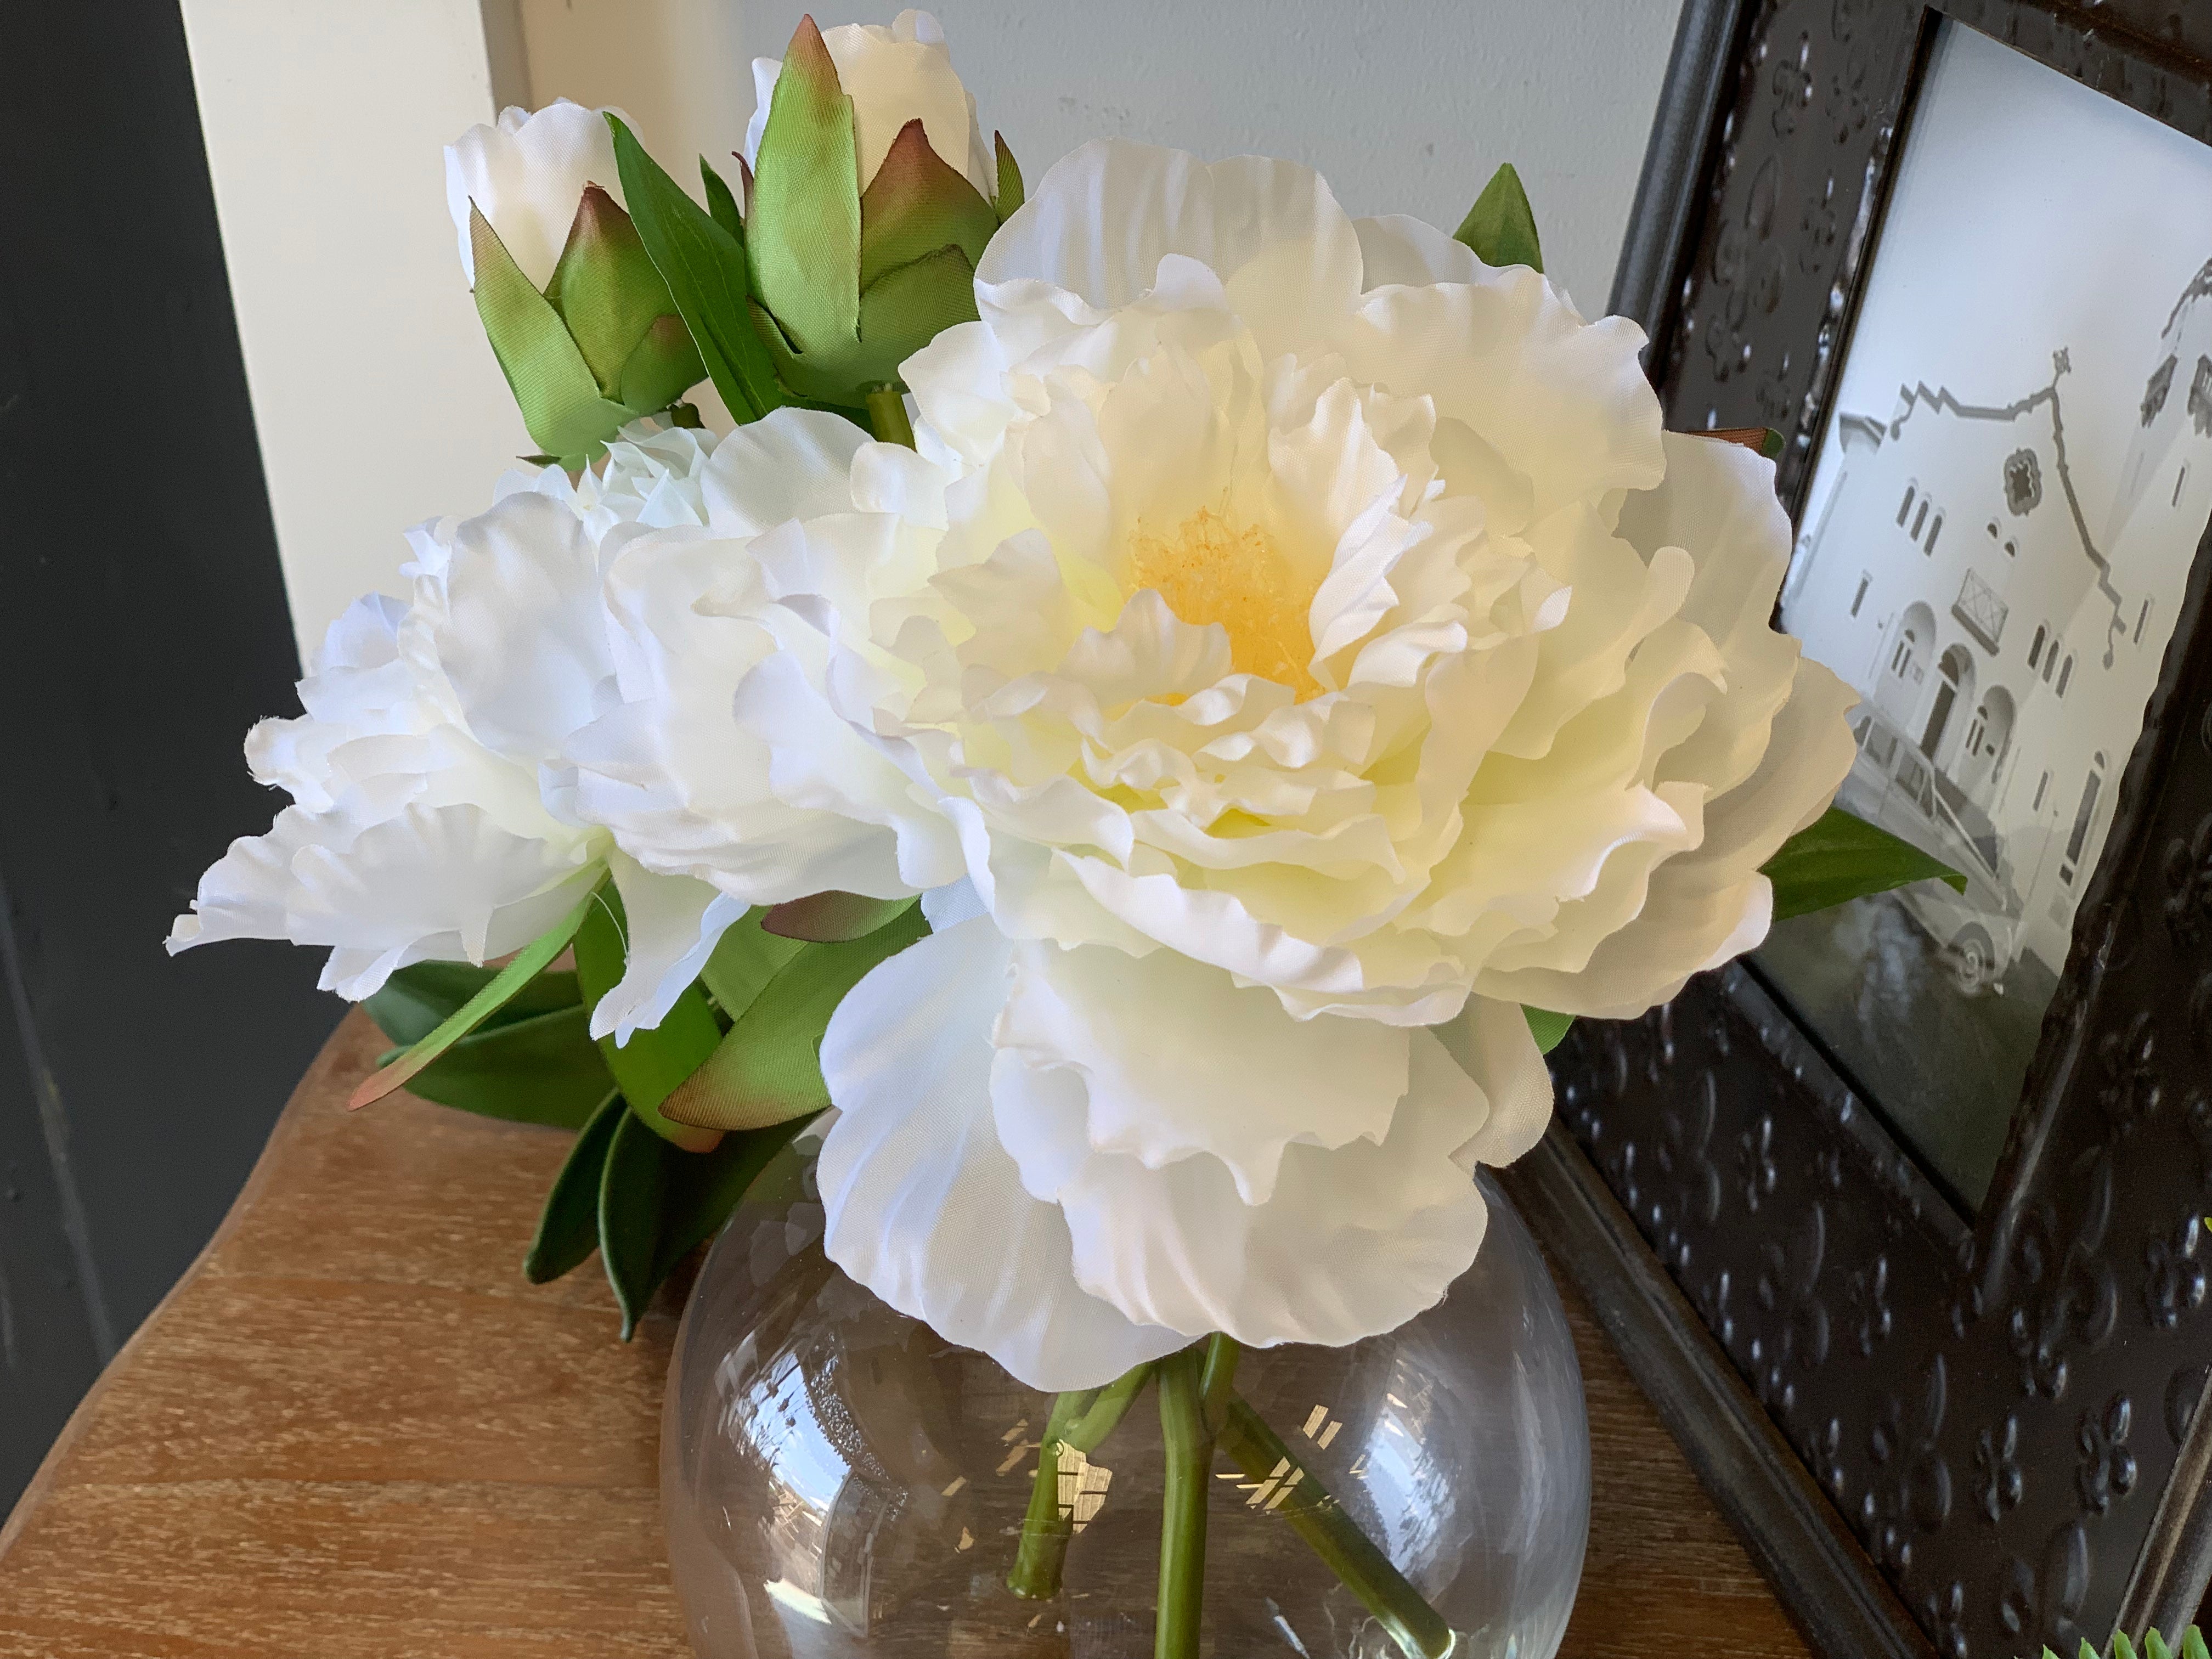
741, 9, 992, 198
445, 97, 630, 287
172, 433, 744, 1040
571, 142, 1858, 1389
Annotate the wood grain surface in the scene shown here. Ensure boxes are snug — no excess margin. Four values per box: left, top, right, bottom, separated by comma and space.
0, 1011, 1813, 1658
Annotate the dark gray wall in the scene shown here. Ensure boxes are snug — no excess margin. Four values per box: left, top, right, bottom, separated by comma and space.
0, 2, 342, 1510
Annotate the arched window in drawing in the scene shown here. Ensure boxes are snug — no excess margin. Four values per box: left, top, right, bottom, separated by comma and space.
1921, 644, 1974, 768
2028, 624, 2046, 669
1925, 512, 1944, 554
1912, 498, 1931, 541
1878, 602, 1936, 730
1961, 686, 2015, 808
2057, 654, 2074, 697
1898, 483, 1917, 527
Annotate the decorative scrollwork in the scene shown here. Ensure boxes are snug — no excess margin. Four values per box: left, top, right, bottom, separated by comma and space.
2075, 1394, 2137, 1515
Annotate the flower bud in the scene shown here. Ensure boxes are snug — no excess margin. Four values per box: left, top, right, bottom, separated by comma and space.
740, 12, 1023, 410
450, 104, 706, 467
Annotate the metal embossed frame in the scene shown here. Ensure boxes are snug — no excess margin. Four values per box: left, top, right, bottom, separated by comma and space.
1494, 4, 2212, 1657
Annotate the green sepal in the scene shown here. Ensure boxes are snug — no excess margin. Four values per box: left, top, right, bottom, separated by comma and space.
543, 185, 689, 396
763, 891, 920, 944
384, 1003, 613, 1129
663, 902, 930, 1131
759, 240, 979, 405
469, 206, 634, 466
701, 156, 745, 239
616, 313, 708, 413
699, 907, 809, 1020
349, 876, 604, 1110
748, 15, 862, 357
1454, 162, 1544, 274
1523, 1007, 1575, 1056
1761, 805, 1967, 924
363, 961, 582, 1048
2146, 1633, 2176, 1659
2181, 1627, 2209, 1659
994, 130, 1024, 223
859, 117, 998, 289
605, 115, 786, 424
2114, 1637, 2141, 1659
596, 1101, 817, 1338
524, 1088, 625, 1284
571, 882, 729, 1148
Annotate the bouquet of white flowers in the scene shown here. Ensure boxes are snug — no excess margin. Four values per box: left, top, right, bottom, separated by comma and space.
168, 13, 1958, 1650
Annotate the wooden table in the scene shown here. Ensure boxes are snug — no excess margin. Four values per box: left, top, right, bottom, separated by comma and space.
0, 1012, 1813, 1658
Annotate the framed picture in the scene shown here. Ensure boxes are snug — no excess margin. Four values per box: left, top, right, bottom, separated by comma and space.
1499, 3, 2212, 1655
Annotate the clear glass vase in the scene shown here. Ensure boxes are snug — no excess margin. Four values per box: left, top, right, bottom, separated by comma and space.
662, 1145, 1589, 1659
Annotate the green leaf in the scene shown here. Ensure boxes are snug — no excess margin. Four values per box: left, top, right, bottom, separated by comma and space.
2115, 1637, 2141, 1659
606, 115, 786, 424
858, 117, 998, 289
663, 902, 930, 1131
388, 1003, 614, 1130
1523, 1007, 1575, 1056
699, 907, 808, 1020
524, 1088, 624, 1283
468, 205, 635, 465
597, 1105, 673, 1337
593, 1103, 816, 1337
350, 876, 605, 1110
653, 1113, 818, 1285
2181, 1628, 2208, 1659
1761, 805, 1967, 924
543, 185, 687, 395
701, 155, 744, 239
763, 891, 920, 944
1453, 162, 1544, 274
571, 883, 729, 1146
363, 961, 582, 1049
2147, 1633, 2177, 1659
994, 130, 1024, 223
748, 15, 863, 357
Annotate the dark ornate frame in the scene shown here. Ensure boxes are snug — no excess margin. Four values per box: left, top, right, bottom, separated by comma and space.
1496, 4, 2212, 1657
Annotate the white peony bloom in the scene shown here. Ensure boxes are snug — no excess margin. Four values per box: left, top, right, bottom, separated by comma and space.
571, 141, 1858, 1389
495, 420, 719, 544
172, 437, 744, 1040
445, 97, 630, 287
741, 9, 992, 199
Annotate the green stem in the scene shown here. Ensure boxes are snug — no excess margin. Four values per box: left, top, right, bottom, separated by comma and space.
1007, 1387, 1097, 1601
1199, 1334, 1239, 1433
1006, 1362, 1156, 1600
864, 383, 915, 448
1218, 1397, 1454, 1659
1155, 1347, 1213, 1659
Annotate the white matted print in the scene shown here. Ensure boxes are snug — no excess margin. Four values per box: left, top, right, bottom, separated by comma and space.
1758, 19, 2212, 1206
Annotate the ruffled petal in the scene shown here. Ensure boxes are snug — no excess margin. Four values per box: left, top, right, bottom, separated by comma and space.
993, 940, 1409, 1205
444, 98, 627, 287
817, 917, 1187, 1391
993, 1027, 1489, 1348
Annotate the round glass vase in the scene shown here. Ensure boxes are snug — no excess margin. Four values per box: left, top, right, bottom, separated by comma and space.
662, 1147, 1589, 1659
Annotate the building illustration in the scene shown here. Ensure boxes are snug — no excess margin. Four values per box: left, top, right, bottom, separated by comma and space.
1780, 259, 2212, 985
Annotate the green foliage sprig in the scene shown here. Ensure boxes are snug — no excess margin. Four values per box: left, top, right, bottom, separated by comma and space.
2032, 1625, 2210, 1659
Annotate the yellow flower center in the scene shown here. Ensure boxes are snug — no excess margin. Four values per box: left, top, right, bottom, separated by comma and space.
1125, 507, 1320, 698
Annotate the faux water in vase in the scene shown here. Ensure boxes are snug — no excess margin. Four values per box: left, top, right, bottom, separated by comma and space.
663, 1144, 1590, 1658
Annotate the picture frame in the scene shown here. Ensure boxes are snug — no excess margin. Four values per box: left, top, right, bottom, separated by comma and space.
1497, 4, 2212, 1656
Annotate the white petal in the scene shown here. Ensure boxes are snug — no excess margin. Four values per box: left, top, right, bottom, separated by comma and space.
432, 493, 612, 763
444, 98, 627, 287
594, 856, 747, 1043
817, 918, 1186, 1390
1431, 995, 1554, 1170
701, 407, 874, 535
993, 941, 1409, 1205
1351, 213, 1486, 289
995, 1028, 1489, 1348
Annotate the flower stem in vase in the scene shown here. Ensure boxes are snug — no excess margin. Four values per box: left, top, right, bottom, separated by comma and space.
1006, 1362, 1154, 1599
1154, 1346, 1215, 1659
1217, 1397, 1454, 1659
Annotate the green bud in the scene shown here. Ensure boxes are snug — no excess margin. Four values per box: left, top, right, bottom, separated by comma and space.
469, 189, 705, 469
746, 15, 1013, 410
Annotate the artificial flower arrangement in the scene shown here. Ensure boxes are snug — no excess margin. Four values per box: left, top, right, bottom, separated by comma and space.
171, 12, 1961, 1651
